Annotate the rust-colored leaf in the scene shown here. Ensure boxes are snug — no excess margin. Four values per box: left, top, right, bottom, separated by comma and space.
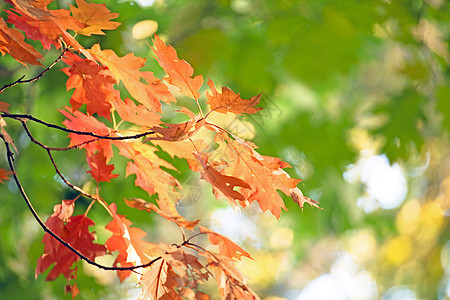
0, 17, 43, 66
206, 79, 262, 115
62, 52, 119, 119
70, 0, 120, 36
86, 150, 119, 182
0, 101, 10, 113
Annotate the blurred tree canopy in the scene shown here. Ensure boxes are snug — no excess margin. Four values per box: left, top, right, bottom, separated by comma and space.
0, 0, 448, 299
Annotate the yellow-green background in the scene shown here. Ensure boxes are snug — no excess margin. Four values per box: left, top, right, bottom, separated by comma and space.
0, 0, 449, 299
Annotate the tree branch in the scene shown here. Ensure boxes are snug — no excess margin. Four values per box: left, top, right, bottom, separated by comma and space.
0, 133, 161, 271
1, 113, 155, 142
0, 48, 68, 94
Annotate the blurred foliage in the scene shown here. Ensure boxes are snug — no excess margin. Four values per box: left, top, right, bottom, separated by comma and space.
0, 0, 449, 299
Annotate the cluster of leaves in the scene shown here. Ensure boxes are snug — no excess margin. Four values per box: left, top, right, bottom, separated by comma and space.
0, 0, 319, 298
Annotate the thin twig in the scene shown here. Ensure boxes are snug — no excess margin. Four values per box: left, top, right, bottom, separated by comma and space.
0, 133, 162, 271
2, 113, 155, 141
0, 49, 68, 94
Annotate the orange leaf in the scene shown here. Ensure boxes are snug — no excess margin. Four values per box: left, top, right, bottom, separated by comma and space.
147, 118, 206, 142
86, 150, 119, 182
70, 0, 120, 36
199, 226, 251, 260
60, 107, 114, 159
89, 44, 174, 112
124, 198, 199, 230
111, 97, 161, 129
11, 0, 52, 20
206, 79, 262, 115
151, 34, 203, 100
0, 168, 13, 183
0, 17, 43, 66
115, 142, 181, 216
139, 259, 181, 300
203, 131, 302, 218
36, 200, 106, 282
105, 203, 159, 282
62, 52, 119, 119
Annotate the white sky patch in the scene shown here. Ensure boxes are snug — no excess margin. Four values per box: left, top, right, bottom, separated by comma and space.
134, 0, 156, 7
297, 253, 377, 300
209, 207, 258, 245
344, 154, 408, 212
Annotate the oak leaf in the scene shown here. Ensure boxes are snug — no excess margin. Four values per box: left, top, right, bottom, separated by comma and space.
36, 200, 106, 293
138, 259, 181, 300
151, 34, 203, 100
0, 101, 10, 112
111, 97, 161, 129
89, 44, 174, 112
124, 198, 199, 230
0, 17, 43, 66
105, 203, 160, 282
62, 52, 119, 119
86, 150, 119, 182
6, 8, 57, 50
70, 0, 120, 36
199, 226, 251, 260
60, 107, 114, 159
206, 79, 262, 115
11, 0, 52, 20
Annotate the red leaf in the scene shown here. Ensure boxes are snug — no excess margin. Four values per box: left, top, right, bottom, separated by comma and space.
86, 150, 119, 182
151, 34, 203, 100
35, 200, 106, 282
62, 52, 119, 119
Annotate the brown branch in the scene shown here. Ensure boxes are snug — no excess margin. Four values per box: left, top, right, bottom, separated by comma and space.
2, 114, 155, 142
0, 133, 161, 271
0, 49, 68, 94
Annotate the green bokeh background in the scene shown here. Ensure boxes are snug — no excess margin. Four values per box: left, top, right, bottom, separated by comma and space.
0, 0, 449, 299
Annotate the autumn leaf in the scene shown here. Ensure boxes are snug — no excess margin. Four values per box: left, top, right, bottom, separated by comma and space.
62, 52, 119, 119
206, 79, 262, 115
70, 0, 120, 36
11, 0, 52, 20
199, 226, 251, 260
201, 131, 302, 218
86, 150, 119, 182
89, 44, 174, 112
147, 118, 206, 142
6, 8, 57, 50
36, 200, 106, 296
124, 198, 199, 230
0, 17, 43, 66
115, 142, 181, 216
151, 34, 203, 100
290, 187, 322, 211
60, 107, 114, 159
105, 203, 160, 282
111, 97, 161, 129
0, 168, 13, 183
138, 259, 181, 300
200, 251, 259, 300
